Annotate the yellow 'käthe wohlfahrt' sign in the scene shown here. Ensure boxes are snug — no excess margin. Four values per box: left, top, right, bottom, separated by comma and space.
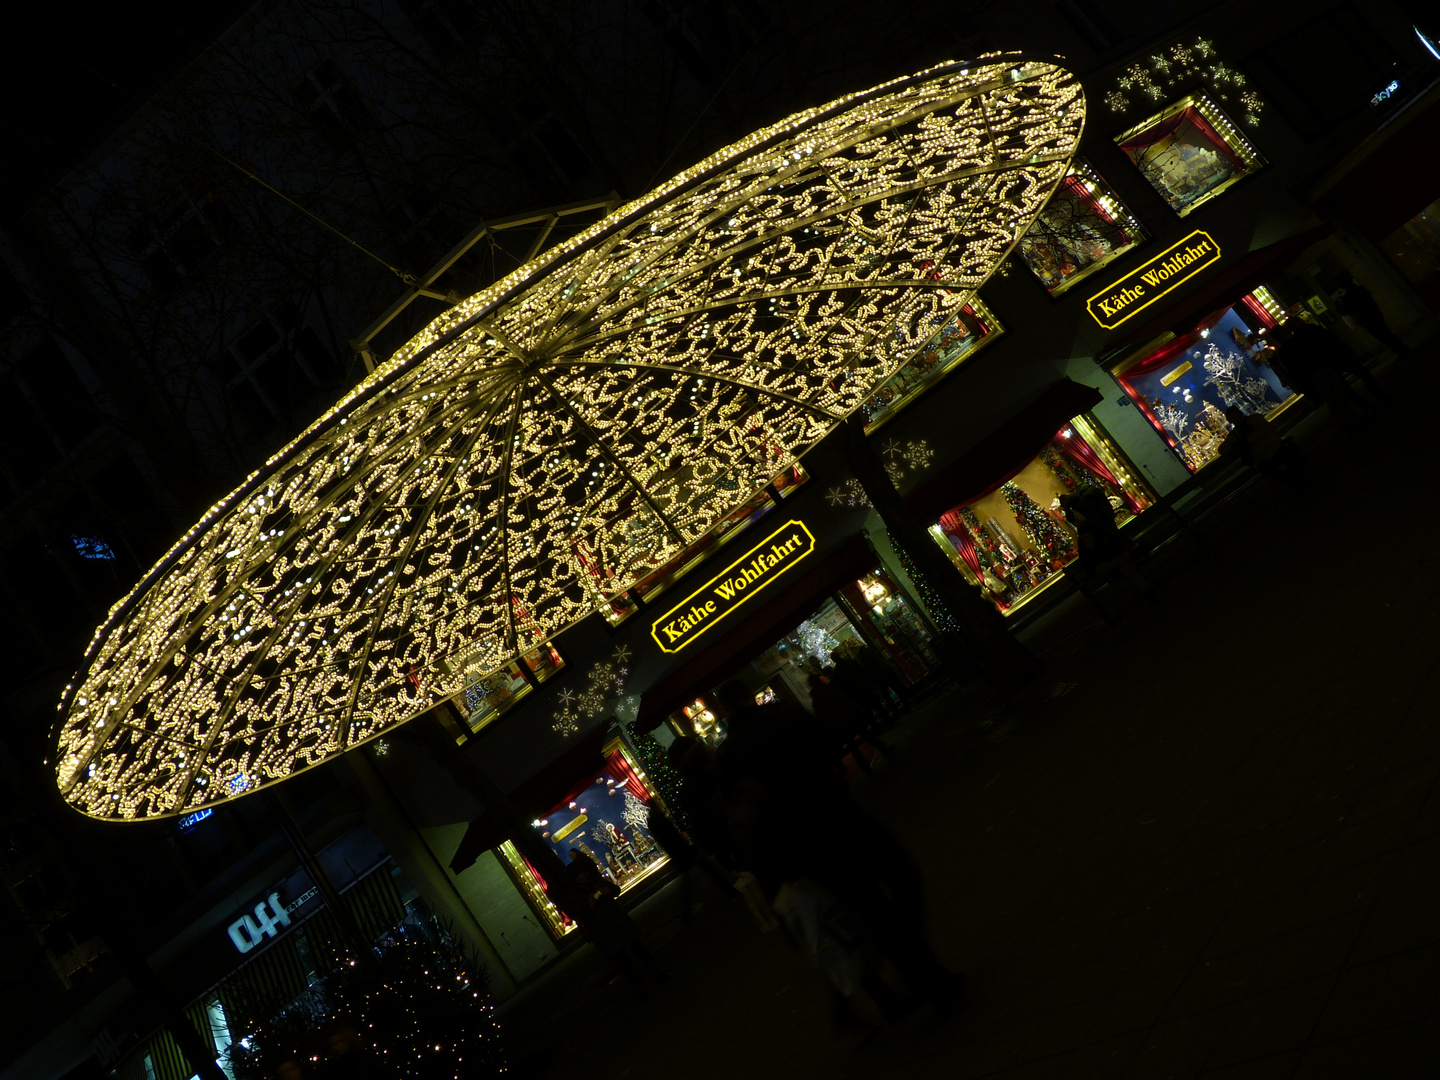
650, 520, 816, 653
1086, 230, 1221, 330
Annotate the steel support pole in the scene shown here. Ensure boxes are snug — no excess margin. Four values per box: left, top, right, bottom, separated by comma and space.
262, 789, 378, 966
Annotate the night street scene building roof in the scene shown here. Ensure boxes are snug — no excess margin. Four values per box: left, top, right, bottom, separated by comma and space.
3, 2, 1440, 1079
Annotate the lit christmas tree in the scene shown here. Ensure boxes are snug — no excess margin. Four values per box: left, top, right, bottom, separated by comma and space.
624, 721, 689, 832
885, 529, 962, 635
1041, 444, 1104, 495
957, 508, 1006, 577
227, 933, 506, 1080
1001, 481, 1075, 562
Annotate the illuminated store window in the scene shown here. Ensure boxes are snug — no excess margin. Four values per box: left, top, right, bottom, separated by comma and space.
1018, 160, 1147, 296
862, 298, 1003, 431
463, 641, 565, 731
507, 747, 668, 938
583, 464, 809, 626
933, 415, 1154, 614
1117, 94, 1265, 217
667, 588, 941, 743
1112, 299, 1296, 473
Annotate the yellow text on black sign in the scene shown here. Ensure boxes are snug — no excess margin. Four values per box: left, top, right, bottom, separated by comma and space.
650, 520, 816, 653
1086, 230, 1221, 330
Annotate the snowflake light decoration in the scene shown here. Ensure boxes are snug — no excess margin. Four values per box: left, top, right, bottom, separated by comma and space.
552, 711, 579, 737
1108, 39, 1264, 124
52, 55, 1086, 820
901, 439, 934, 471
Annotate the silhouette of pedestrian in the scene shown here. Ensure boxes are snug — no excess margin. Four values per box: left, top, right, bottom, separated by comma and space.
565, 847, 666, 996
646, 801, 732, 925
808, 668, 889, 774
714, 679, 963, 1015
1334, 278, 1406, 358
1061, 489, 1154, 604
1218, 405, 1314, 491
1271, 317, 1366, 419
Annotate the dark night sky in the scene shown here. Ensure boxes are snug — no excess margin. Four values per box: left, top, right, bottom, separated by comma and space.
2, 2, 251, 211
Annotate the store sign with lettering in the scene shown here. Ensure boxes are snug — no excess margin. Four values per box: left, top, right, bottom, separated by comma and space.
651, 520, 816, 653
1086, 231, 1221, 329
1371, 80, 1400, 107
226, 887, 319, 953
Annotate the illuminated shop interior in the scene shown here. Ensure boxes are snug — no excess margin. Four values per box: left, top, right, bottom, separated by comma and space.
933, 415, 1153, 614
1112, 290, 1300, 473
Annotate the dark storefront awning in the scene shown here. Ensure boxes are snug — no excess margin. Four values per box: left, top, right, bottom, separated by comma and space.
904, 378, 1102, 521
632, 532, 880, 731
1103, 223, 1333, 357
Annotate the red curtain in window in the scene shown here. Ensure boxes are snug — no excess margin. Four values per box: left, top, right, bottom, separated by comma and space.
1054, 433, 1143, 513
938, 510, 983, 577
604, 750, 650, 801
1059, 174, 1121, 229
1117, 329, 1201, 382
1115, 333, 1199, 451
546, 771, 606, 818
1121, 107, 1245, 172
1119, 111, 1188, 153
1240, 294, 1278, 329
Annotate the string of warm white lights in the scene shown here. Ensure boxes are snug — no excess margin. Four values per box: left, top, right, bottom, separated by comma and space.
54, 55, 1085, 820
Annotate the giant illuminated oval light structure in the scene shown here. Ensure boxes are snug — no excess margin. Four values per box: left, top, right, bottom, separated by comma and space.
54, 56, 1085, 819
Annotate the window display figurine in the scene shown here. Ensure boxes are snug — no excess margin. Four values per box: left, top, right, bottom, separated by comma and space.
981, 567, 1010, 603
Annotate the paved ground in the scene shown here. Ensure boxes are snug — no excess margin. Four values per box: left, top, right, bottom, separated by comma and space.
503, 347, 1440, 1079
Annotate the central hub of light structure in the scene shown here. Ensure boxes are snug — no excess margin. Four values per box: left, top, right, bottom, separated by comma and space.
54, 56, 1085, 819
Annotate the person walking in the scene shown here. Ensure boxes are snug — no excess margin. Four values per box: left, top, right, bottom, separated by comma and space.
560, 846, 666, 996
808, 668, 887, 775
1270, 316, 1367, 419
714, 680, 963, 1017
645, 800, 733, 926
1334, 278, 1406, 359
1218, 405, 1314, 491
1061, 488, 1154, 604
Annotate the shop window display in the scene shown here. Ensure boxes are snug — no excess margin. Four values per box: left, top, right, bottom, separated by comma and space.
1018, 160, 1147, 296
464, 660, 530, 731
513, 750, 669, 937
935, 417, 1153, 613
463, 641, 565, 731
539, 754, 665, 888
676, 697, 721, 745
1114, 304, 1294, 472
678, 591, 929, 732
862, 299, 1002, 430
1118, 94, 1265, 216
839, 576, 940, 681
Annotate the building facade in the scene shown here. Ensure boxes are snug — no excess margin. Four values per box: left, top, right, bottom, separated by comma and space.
4, 2, 1439, 1078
